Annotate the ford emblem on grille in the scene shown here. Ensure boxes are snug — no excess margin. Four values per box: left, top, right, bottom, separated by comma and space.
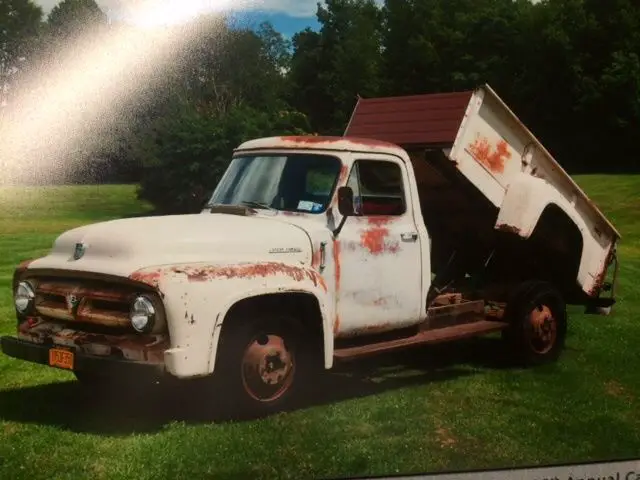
73, 242, 86, 260
66, 294, 80, 313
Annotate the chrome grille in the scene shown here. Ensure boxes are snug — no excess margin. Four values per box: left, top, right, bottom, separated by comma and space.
34, 280, 137, 330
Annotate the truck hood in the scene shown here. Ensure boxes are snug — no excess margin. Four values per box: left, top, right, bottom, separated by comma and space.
28, 213, 313, 278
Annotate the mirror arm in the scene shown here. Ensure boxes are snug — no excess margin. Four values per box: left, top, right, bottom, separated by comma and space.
332, 215, 349, 238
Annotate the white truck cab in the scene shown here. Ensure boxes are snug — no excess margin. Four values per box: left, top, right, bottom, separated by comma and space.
2, 85, 619, 415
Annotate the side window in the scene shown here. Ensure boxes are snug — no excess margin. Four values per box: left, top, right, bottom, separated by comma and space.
346, 160, 406, 216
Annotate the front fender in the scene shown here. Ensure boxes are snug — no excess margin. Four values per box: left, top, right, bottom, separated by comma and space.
129, 262, 334, 379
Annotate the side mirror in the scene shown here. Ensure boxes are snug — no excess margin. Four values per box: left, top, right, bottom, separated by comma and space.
333, 186, 355, 238
337, 186, 355, 217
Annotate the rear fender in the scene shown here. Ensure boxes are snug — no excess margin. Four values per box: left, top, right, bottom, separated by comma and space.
495, 174, 612, 295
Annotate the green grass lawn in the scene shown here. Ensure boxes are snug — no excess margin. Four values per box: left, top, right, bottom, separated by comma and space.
0, 178, 639, 479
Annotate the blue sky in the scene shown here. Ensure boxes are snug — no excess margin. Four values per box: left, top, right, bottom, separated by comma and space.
228, 10, 320, 38
35, 1, 324, 38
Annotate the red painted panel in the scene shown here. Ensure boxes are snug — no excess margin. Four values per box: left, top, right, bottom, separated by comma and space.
346, 90, 473, 148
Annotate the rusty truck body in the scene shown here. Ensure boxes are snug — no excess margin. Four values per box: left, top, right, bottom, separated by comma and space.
2, 84, 620, 414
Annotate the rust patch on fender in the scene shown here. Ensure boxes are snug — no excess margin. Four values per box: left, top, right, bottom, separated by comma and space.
334, 314, 341, 335
496, 223, 522, 236
133, 263, 327, 293
588, 247, 615, 297
17, 259, 34, 270
311, 246, 323, 269
468, 137, 512, 174
130, 270, 163, 289
317, 276, 328, 293
174, 263, 322, 287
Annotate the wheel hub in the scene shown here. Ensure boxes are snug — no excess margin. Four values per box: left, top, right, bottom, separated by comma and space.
241, 334, 295, 402
529, 304, 557, 354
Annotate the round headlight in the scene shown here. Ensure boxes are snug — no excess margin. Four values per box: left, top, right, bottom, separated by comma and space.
130, 296, 156, 333
15, 281, 35, 315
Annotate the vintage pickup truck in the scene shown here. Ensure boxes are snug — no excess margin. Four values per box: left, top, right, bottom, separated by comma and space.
2, 84, 620, 414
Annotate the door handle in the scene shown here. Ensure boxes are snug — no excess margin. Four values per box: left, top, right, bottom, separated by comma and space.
401, 232, 418, 242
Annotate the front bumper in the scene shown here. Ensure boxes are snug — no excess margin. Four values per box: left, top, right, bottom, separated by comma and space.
1, 336, 165, 376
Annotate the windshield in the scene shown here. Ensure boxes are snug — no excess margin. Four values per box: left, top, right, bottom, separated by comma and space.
208, 153, 343, 214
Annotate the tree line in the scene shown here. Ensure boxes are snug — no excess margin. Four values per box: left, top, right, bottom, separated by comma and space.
1, 0, 638, 213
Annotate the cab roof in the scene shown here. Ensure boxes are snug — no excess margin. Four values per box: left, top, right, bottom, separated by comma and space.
235, 135, 407, 157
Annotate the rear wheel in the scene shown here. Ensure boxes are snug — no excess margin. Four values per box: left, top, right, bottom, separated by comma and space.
214, 313, 318, 416
502, 281, 567, 366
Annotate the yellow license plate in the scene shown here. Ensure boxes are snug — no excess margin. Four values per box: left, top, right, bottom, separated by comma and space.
49, 348, 74, 370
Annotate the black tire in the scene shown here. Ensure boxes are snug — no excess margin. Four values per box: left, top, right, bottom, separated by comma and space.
213, 312, 319, 417
501, 281, 567, 366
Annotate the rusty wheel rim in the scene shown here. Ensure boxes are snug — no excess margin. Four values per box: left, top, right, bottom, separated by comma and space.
528, 304, 557, 354
241, 333, 296, 403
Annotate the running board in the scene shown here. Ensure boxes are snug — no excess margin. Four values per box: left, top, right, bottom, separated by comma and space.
333, 320, 508, 362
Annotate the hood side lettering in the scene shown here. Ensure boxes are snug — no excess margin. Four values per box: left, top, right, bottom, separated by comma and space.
269, 247, 303, 254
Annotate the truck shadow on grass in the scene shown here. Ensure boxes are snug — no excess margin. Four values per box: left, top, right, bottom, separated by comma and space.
0, 337, 561, 436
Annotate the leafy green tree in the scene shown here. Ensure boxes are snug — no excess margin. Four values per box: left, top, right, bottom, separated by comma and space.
381, 0, 531, 95
168, 17, 292, 115
134, 16, 312, 212
256, 21, 292, 76
137, 102, 311, 214
290, 0, 383, 133
0, 0, 43, 108
500, 0, 640, 173
573, 0, 640, 172
289, 28, 330, 132
47, 0, 107, 41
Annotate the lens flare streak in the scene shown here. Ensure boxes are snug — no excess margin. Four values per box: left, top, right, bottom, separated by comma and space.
0, 0, 237, 186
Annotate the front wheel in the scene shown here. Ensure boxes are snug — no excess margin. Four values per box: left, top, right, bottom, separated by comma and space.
214, 313, 318, 416
502, 281, 568, 366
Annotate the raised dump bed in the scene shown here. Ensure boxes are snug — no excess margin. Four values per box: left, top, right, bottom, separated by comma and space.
345, 84, 620, 305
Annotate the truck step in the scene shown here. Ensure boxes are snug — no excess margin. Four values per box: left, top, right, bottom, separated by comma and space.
424, 299, 485, 330
333, 320, 508, 362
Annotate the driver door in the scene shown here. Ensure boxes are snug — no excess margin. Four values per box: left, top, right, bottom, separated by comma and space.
334, 155, 423, 337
